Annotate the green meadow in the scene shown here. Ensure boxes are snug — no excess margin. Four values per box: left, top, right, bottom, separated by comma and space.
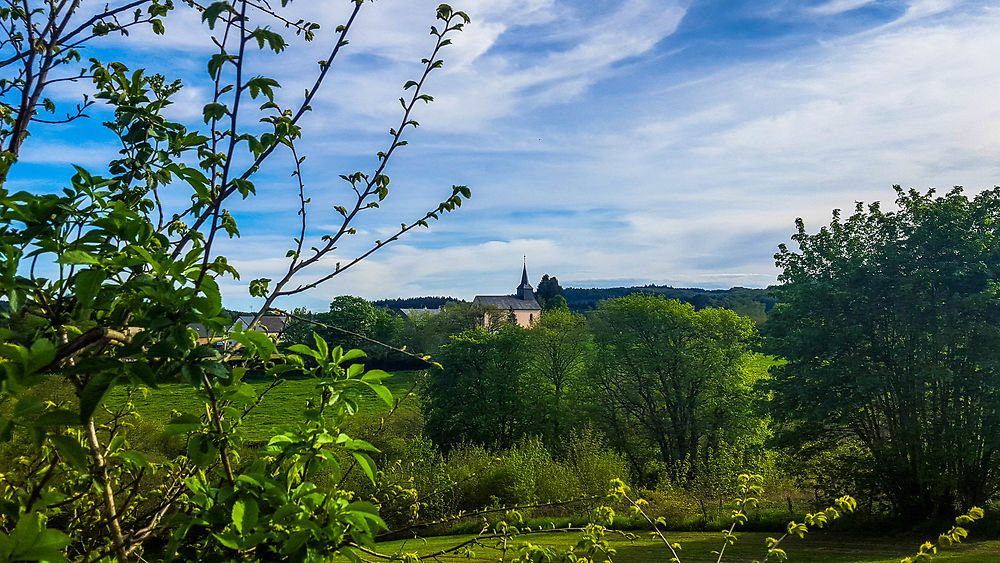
106, 369, 424, 442
370, 532, 1000, 563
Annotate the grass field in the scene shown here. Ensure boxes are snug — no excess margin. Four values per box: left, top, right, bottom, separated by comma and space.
101, 369, 999, 563
106, 370, 424, 441
368, 531, 1000, 562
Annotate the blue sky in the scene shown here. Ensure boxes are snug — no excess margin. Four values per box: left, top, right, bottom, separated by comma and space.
15, 0, 1000, 311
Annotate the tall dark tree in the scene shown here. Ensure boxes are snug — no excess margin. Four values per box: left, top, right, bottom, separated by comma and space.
536, 274, 564, 307
766, 187, 1000, 517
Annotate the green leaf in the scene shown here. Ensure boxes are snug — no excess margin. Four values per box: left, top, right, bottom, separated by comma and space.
79, 372, 118, 423
286, 344, 318, 359
363, 381, 393, 407
351, 452, 377, 484
198, 276, 223, 316
26, 338, 55, 375
113, 450, 150, 470
49, 434, 88, 469
312, 333, 329, 362
212, 531, 241, 550
57, 250, 99, 265
244, 330, 277, 358
203, 102, 228, 123
33, 410, 82, 427
8, 512, 70, 562
361, 369, 391, 382
248, 277, 270, 297
201, 1, 230, 29
164, 413, 202, 436
73, 268, 104, 308
232, 498, 259, 535
127, 362, 158, 387
339, 348, 366, 364
187, 433, 219, 467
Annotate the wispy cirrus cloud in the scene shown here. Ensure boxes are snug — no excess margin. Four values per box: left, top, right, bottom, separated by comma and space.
810, 0, 880, 15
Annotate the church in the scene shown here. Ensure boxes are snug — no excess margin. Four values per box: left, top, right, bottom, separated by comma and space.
472, 262, 542, 328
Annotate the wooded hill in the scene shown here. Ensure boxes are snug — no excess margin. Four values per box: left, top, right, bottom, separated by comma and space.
562, 285, 776, 322
372, 285, 777, 322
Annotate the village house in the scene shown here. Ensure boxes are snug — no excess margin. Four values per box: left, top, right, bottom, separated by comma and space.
231, 314, 289, 339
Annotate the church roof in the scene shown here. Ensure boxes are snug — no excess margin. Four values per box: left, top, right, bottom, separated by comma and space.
473, 295, 541, 310
518, 263, 532, 290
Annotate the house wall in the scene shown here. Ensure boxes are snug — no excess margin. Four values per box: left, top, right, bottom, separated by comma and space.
483, 309, 540, 328
513, 309, 538, 327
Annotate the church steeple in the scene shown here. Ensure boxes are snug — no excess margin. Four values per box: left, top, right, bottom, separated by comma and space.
516, 257, 534, 300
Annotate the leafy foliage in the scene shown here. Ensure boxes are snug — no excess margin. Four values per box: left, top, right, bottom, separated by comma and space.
424, 324, 529, 451
0, 1, 471, 560
588, 295, 764, 486
766, 187, 1000, 516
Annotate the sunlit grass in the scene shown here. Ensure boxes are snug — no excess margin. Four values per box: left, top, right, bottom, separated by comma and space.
106, 369, 423, 441
368, 531, 999, 563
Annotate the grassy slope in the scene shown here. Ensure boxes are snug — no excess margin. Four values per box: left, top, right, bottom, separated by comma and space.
107, 370, 423, 441
369, 532, 999, 563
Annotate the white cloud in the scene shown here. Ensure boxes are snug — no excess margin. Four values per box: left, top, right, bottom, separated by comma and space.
297, 0, 687, 132
810, 0, 879, 15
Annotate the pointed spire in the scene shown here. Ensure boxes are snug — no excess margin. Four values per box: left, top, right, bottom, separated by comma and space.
517, 258, 533, 300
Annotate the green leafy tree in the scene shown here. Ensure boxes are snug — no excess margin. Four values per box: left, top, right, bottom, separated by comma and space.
766, 187, 1000, 517
523, 309, 590, 447
325, 296, 377, 337
542, 293, 569, 311
370, 307, 404, 359
423, 324, 529, 451
588, 295, 761, 485
0, 1, 471, 559
397, 300, 506, 355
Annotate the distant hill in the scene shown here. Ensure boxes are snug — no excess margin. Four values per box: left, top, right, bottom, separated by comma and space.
562, 285, 777, 323
371, 288, 777, 321
372, 296, 465, 311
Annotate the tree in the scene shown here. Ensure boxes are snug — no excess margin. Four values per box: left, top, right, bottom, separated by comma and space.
396, 300, 506, 355
0, 1, 471, 559
309, 295, 378, 352
282, 298, 405, 361
766, 187, 1000, 517
587, 295, 760, 485
542, 293, 569, 311
536, 274, 564, 308
523, 309, 590, 447
423, 325, 529, 451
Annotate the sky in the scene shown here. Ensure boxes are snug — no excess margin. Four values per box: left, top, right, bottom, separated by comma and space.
14, 0, 1000, 311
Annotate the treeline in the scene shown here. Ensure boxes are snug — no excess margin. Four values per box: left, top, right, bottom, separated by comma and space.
371, 296, 461, 310
284, 295, 776, 509
368, 284, 777, 322
562, 285, 776, 322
